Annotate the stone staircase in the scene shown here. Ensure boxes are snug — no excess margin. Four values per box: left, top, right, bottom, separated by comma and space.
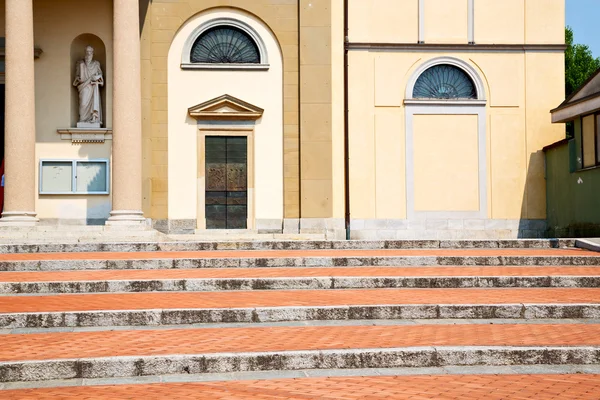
1, 239, 600, 397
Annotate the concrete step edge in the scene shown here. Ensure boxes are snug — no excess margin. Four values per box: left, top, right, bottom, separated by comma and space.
1, 346, 598, 383
2, 304, 600, 328
0, 239, 576, 254
2, 276, 600, 294
2, 255, 599, 271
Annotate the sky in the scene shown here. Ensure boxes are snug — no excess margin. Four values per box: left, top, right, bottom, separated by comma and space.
566, 0, 600, 58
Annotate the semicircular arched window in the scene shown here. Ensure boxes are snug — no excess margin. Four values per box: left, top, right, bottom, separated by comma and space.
190, 26, 260, 64
413, 65, 477, 100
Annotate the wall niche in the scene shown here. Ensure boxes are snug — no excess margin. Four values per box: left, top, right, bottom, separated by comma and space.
70, 34, 107, 128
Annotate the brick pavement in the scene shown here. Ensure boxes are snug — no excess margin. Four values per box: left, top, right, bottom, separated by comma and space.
2, 324, 600, 362
1, 288, 598, 313
1, 266, 599, 282
0, 248, 596, 261
4, 374, 600, 399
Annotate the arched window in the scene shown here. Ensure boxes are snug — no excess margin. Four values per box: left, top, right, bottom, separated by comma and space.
190, 26, 260, 64
412, 64, 477, 100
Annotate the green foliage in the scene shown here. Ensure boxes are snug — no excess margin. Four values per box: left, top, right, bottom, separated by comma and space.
565, 26, 600, 96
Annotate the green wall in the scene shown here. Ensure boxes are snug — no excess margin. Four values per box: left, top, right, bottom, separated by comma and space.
545, 139, 600, 237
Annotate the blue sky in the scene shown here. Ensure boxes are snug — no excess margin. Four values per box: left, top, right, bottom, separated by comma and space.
566, 0, 600, 58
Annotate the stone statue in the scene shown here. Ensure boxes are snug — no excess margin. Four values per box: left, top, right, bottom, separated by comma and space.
73, 45, 104, 128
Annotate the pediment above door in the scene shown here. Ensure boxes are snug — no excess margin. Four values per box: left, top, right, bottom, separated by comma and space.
188, 94, 264, 121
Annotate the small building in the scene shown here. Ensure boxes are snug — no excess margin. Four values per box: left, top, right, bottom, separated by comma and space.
0, 0, 566, 239
547, 68, 600, 237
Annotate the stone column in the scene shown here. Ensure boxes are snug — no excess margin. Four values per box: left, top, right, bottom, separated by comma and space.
107, 0, 145, 226
0, 0, 38, 226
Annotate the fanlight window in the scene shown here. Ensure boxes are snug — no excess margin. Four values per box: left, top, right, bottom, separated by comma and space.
413, 65, 477, 100
190, 26, 260, 64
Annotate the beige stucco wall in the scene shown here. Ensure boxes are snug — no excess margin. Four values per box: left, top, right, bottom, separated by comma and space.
167, 8, 283, 222
348, 50, 564, 221
31, 0, 113, 221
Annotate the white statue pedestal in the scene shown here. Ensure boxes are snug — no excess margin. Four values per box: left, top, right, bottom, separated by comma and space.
57, 127, 113, 143
77, 122, 101, 129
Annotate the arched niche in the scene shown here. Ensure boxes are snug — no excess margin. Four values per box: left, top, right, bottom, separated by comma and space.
70, 34, 107, 127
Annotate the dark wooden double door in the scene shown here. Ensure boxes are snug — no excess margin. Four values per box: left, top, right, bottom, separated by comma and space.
205, 136, 248, 229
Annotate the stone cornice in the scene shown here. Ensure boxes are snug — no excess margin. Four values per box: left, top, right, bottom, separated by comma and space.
346, 43, 566, 52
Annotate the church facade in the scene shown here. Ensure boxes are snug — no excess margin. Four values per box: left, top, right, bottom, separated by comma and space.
0, 0, 566, 239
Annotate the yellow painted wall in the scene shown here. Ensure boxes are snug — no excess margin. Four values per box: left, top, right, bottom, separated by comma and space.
348, 51, 376, 219
524, 52, 565, 219
525, 0, 565, 44
375, 108, 406, 218
348, 0, 418, 43
413, 114, 479, 212
423, 0, 468, 44
31, 0, 114, 221
348, 50, 564, 221
474, 0, 524, 44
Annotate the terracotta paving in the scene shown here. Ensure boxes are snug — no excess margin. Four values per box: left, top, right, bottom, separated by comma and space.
0, 248, 596, 261
1, 266, 599, 282
5, 374, 600, 399
0, 288, 598, 313
1, 324, 600, 362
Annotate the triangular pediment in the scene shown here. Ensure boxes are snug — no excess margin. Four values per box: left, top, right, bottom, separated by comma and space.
188, 94, 264, 120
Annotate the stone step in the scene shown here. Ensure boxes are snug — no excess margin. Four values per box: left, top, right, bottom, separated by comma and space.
0, 323, 599, 383
2, 266, 600, 294
0, 239, 575, 254
1, 248, 598, 271
1, 288, 599, 328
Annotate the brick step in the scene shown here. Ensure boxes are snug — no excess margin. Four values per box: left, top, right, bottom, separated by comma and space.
0, 324, 599, 383
1, 288, 599, 328
0, 239, 575, 254
1, 248, 598, 271
2, 266, 600, 294
4, 373, 600, 399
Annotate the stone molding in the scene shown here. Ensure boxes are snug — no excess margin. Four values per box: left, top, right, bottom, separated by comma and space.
57, 128, 113, 143
188, 94, 264, 121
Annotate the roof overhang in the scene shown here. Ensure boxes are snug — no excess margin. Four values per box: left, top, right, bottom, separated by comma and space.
551, 93, 600, 123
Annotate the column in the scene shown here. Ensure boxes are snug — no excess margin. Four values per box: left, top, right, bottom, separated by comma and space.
107, 0, 145, 225
0, 0, 38, 226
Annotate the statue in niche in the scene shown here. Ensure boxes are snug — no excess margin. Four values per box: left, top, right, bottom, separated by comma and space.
73, 45, 104, 128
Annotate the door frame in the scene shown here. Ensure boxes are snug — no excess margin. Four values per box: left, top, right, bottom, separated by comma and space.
197, 126, 255, 230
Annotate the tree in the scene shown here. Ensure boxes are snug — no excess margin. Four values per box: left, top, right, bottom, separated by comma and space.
565, 26, 600, 96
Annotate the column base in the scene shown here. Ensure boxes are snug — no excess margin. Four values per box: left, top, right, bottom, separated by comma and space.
0, 211, 39, 226
105, 210, 147, 229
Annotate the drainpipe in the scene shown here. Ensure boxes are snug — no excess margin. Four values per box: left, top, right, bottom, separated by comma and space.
343, 0, 350, 240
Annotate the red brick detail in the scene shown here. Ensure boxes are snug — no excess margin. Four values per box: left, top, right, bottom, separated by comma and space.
2, 324, 600, 362
1, 288, 599, 313
5, 374, 600, 399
